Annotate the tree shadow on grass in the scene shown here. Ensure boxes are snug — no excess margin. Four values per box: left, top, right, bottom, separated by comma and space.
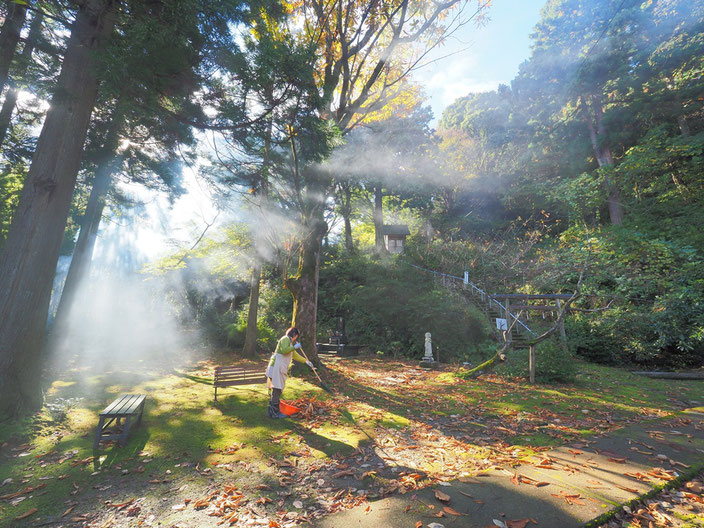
292, 423, 358, 458
214, 391, 357, 458
326, 372, 424, 421
93, 427, 150, 470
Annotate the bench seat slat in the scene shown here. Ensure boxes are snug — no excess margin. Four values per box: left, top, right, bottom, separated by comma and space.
101, 396, 128, 416
215, 379, 265, 385
215, 369, 263, 374
109, 395, 139, 416
100, 394, 145, 416
101, 396, 131, 416
216, 379, 266, 388
112, 395, 139, 415
215, 373, 266, 379
122, 395, 146, 415
215, 376, 266, 383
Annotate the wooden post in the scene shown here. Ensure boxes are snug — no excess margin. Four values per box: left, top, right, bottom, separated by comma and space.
505, 297, 511, 342
529, 344, 536, 384
556, 299, 568, 353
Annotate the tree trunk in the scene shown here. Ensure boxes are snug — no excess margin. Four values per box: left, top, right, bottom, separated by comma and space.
0, 0, 116, 419
242, 114, 273, 357
286, 204, 327, 366
242, 262, 261, 357
341, 182, 354, 253
373, 185, 385, 252
585, 94, 623, 225
0, 11, 43, 146
49, 105, 124, 344
0, 0, 27, 94
677, 115, 690, 136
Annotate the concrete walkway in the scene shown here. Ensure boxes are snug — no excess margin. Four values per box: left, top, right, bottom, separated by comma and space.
315, 409, 704, 528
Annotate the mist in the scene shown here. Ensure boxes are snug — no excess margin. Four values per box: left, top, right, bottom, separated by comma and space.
47, 218, 194, 382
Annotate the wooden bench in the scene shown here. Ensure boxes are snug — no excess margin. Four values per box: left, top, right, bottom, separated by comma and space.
94, 394, 146, 449
214, 366, 266, 402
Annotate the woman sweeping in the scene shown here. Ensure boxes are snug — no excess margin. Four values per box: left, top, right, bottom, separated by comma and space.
265, 327, 314, 418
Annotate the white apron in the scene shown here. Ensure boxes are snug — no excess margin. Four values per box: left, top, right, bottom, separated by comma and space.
266, 348, 293, 390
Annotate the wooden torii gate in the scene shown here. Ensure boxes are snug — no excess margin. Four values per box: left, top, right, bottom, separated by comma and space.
410, 265, 581, 384
490, 293, 573, 383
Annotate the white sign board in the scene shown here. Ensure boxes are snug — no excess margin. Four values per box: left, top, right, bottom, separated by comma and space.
495, 318, 508, 331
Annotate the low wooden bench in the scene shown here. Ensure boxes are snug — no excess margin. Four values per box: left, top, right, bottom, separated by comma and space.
214, 366, 266, 402
94, 394, 146, 449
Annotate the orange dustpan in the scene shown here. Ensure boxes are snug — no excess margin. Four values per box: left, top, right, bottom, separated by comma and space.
279, 400, 301, 416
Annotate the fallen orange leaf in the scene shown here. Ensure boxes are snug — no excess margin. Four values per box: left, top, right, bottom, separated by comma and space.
14, 508, 38, 521
434, 489, 451, 503
608, 457, 626, 464
615, 485, 639, 493
109, 498, 135, 509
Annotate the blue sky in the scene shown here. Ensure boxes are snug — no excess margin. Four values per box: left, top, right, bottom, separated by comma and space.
414, 0, 546, 124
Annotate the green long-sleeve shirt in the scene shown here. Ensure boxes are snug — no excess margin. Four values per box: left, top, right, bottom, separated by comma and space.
268, 335, 306, 368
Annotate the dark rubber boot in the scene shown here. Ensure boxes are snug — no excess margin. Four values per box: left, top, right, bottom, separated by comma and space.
267, 401, 284, 419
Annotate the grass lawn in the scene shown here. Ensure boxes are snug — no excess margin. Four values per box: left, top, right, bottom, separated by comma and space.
1, 351, 702, 527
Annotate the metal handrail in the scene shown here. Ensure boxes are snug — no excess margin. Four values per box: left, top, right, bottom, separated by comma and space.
407, 263, 537, 336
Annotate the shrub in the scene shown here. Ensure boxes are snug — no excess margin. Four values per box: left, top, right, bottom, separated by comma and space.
200, 306, 239, 348
565, 315, 622, 365
318, 252, 493, 360
256, 280, 293, 346
222, 287, 287, 353
534, 225, 704, 370
498, 338, 577, 383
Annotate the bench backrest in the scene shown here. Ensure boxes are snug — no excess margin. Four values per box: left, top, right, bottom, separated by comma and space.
214, 366, 266, 387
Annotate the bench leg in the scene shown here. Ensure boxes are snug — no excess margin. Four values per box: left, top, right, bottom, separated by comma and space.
119, 416, 132, 447
94, 416, 105, 450
136, 401, 145, 427
214, 386, 218, 403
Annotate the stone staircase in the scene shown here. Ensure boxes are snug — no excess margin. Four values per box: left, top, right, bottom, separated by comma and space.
462, 285, 533, 348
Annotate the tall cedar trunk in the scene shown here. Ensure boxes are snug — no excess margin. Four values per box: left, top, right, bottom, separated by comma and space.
373, 185, 385, 252
585, 94, 623, 225
242, 263, 262, 357
0, 11, 43, 146
0, 0, 116, 418
242, 115, 273, 357
342, 182, 354, 252
0, 1, 27, 94
286, 208, 327, 366
49, 105, 125, 344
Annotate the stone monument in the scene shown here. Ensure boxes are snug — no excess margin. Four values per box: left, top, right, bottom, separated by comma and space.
420, 332, 438, 369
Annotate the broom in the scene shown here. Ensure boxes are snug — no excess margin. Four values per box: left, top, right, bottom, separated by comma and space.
299, 348, 333, 393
